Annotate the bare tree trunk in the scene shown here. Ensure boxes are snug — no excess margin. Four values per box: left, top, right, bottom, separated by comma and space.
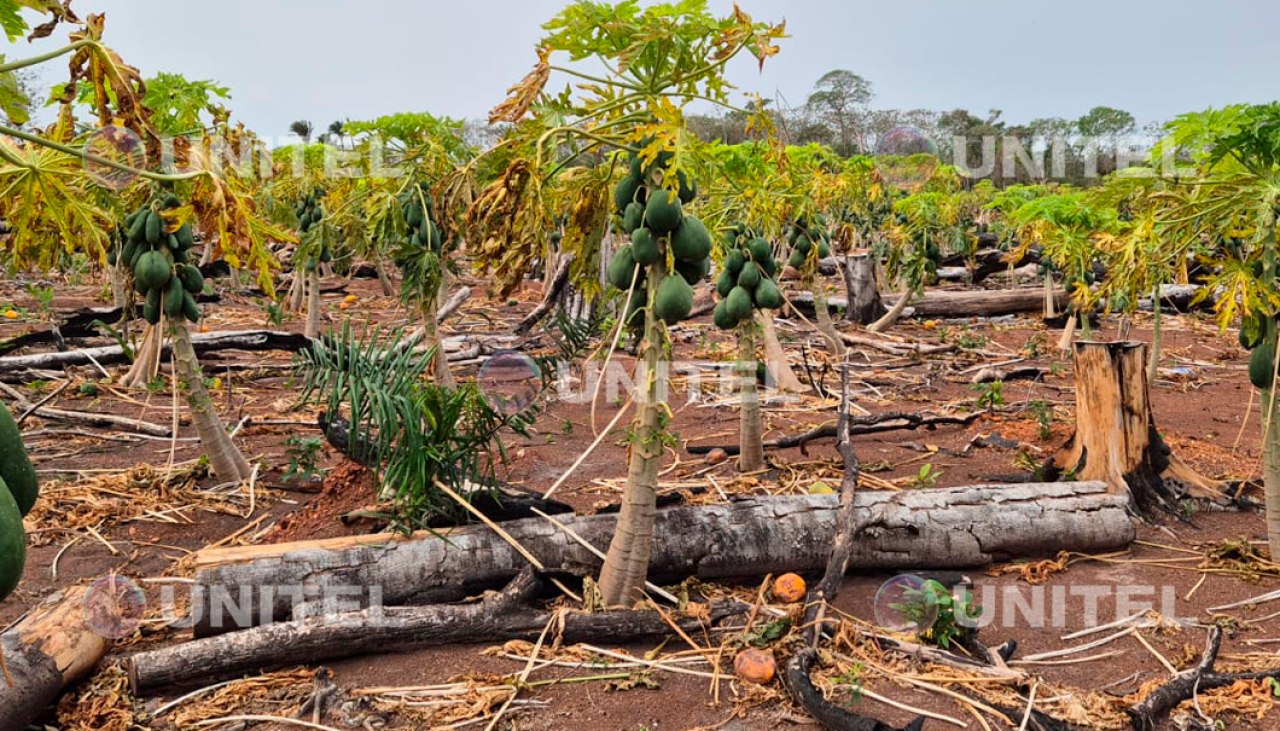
120, 322, 162, 389
867, 287, 912, 333
1057, 312, 1078, 351
1265, 383, 1280, 558
599, 273, 664, 606
108, 264, 129, 309
810, 279, 845, 358
1147, 286, 1163, 383
229, 267, 242, 290
423, 295, 456, 389
757, 311, 806, 393
737, 319, 765, 472
1049, 340, 1226, 516
286, 271, 305, 313
173, 320, 252, 482
375, 257, 396, 297
1043, 273, 1057, 318
303, 268, 321, 339
840, 253, 883, 325
199, 241, 214, 266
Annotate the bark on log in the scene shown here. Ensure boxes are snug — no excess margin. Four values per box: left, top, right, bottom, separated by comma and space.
839, 254, 885, 325
190, 484, 1134, 636
0, 588, 108, 729
127, 569, 748, 693
1048, 341, 1228, 516
790, 287, 1069, 320
0, 330, 314, 373
515, 257, 573, 335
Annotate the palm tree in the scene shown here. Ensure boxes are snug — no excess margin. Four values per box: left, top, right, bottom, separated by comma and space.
290, 120, 313, 143
328, 120, 346, 148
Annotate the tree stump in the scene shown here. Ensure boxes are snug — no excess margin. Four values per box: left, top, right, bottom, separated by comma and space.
1048, 341, 1227, 516
839, 252, 884, 325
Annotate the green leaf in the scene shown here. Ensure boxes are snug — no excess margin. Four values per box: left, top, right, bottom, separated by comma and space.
0, 66, 30, 125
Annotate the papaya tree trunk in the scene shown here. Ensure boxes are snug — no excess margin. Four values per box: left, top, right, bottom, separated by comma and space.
1056, 312, 1078, 351
286, 270, 305, 313
108, 264, 130, 309
120, 322, 162, 389
375, 257, 396, 297
423, 294, 456, 389
1048, 340, 1225, 516
303, 268, 321, 339
229, 267, 242, 290
867, 287, 912, 333
1264, 382, 1280, 558
757, 311, 806, 393
173, 319, 252, 482
1043, 273, 1057, 318
1147, 286, 1163, 383
737, 319, 765, 472
599, 273, 664, 606
810, 279, 845, 359
840, 253, 883, 325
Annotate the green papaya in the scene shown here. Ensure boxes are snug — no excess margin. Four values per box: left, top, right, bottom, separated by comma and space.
625, 289, 647, 329
127, 211, 149, 243
713, 299, 737, 330
121, 242, 138, 270
622, 201, 645, 234
172, 246, 188, 265
724, 250, 746, 276
143, 294, 161, 325
607, 246, 641, 291
135, 250, 173, 290
754, 278, 783, 310
145, 211, 163, 245
0, 480, 26, 602
181, 291, 201, 323
716, 269, 736, 298
738, 261, 761, 290
675, 256, 710, 287
676, 170, 698, 204
167, 233, 182, 252
615, 175, 643, 213
1240, 313, 1264, 350
1250, 343, 1277, 389
725, 286, 752, 322
162, 193, 181, 209
0, 401, 38, 515
759, 255, 777, 278
644, 189, 683, 234
407, 203, 424, 229
179, 265, 204, 296
747, 237, 772, 263
124, 209, 142, 229
670, 216, 712, 263
176, 223, 195, 250
163, 276, 185, 318
795, 236, 812, 255
818, 241, 831, 258
631, 227, 662, 266
653, 275, 694, 325
320, 247, 332, 264
788, 250, 806, 269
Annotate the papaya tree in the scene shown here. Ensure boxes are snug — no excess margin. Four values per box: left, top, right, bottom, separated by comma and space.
873, 191, 949, 332
1148, 104, 1280, 555
471, 0, 784, 605
0, 8, 284, 482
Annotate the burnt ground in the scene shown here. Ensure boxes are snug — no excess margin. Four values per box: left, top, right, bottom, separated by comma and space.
1, 268, 1278, 731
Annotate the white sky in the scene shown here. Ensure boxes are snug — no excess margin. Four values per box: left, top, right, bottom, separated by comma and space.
16, 0, 1280, 139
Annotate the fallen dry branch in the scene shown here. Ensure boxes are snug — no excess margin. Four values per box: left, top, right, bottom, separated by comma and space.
789, 286, 1068, 320
686, 411, 982, 457
126, 569, 748, 693
514, 257, 572, 334
0, 330, 313, 373
189, 484, 1133, 636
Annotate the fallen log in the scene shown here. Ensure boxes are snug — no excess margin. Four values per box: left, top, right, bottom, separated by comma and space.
0, 330, 313, 373
0, 588, 109, 729
127, 569, 748, 693
190, 483, 1134, 636
790, 286, 1069, 319
515, 257, 572, 335
686, 411, 982, 456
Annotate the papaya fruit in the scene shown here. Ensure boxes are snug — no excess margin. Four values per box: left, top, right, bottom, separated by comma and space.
167, 233, 181, 252
725, 286, 752, 322
653, 275, 694, 325
724, 250, 746, 276
625, 289, 647, 329
644, 189, 683, 234
788, 250, 806, 269
716, 269, 736, 298
143, 295, 161, 325
675, 256, 710, 287
671, 216, 712, 263
622, 201, 645, 234
754, 278, 783, 310
738, 261, 761, 290
127, 211, 149, 243
181, 292, 201, 323
135, 250, 173, 291
1250, 343, 1276, 389
608, 246, 641, 291
173, 246, 188, 265
145, 211, 163, 245
747, 237, 771, 263
176, 223, 195, 249
631, 227, 662, 266
407, 203, 424, 229
759, 255, 777, 278
795, 236, 812, 255
0, 401, 38, 515
818, 241, 831, 258
0, 479, 26, 602
162, 193, 181, 209
713, 299, 737, 330
164, 277, 186, 318
615, 175, 643, 213
121, 242, 138, 270
676, 170, 698, 204
1240, 313, 1264, 350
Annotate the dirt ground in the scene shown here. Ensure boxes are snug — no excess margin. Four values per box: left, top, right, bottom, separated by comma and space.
3, 268, 1279, 731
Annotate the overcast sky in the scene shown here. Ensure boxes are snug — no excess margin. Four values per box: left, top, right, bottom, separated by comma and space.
18, 0, 1280, 140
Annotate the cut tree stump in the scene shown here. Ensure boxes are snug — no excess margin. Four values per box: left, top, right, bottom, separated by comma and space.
838, 253, 885, 326
0, 588, 109, 729
190, 484, 1134, 636
1047, 341, 1227, 516
126, 569, 748, 693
